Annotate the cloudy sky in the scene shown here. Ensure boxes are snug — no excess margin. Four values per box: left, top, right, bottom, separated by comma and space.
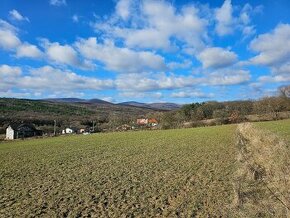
0, 0, 290, 103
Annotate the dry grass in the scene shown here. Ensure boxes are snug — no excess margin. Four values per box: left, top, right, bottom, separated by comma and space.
234, 123, 290, 217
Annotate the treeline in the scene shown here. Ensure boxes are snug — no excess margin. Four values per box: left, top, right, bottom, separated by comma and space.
156, 87, 290, 129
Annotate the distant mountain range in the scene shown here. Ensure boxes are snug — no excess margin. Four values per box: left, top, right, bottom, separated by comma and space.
44, 98, 181, 110
44, 98, 114, 105
118, 101, 182, 110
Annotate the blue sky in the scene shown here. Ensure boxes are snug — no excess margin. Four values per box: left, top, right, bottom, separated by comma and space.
0, 0, 290, 103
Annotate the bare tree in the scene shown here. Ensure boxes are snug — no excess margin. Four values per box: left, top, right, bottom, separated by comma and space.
279, 85, 290, 98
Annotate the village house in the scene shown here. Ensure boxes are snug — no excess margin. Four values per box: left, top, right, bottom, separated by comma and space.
136, 118, 158, 126
6, 123, 43, 140
148, 118, 158, 126
62, 127, 78, 134
136, 118, 148, 125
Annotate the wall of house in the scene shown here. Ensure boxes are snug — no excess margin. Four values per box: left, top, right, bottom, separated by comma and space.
6, 126, 14, 140
65, 128, 73, 134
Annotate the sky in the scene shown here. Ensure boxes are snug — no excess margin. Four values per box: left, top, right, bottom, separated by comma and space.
0, 0, 290, 103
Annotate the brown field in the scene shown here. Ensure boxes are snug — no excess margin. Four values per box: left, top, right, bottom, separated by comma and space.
1, 119, 289, 217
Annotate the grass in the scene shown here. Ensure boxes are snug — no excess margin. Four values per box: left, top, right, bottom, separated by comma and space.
1, 119, 289, 217
0, 125, 237, 217
255, 119, 290, 141
235, 120, 290, 217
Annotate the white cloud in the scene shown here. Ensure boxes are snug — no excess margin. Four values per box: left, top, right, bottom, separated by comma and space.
250, 24, 290, 84
95, 0, 208, 52
0, 19, 44, 60
0, 65, 114, 93
16, 43, 43, 58
116, 28, 171, 50
75, 37, 166, 73
171, 90, 214, 98
215, 0, 234, 36
24, 66, 113, 90
258, 74, 290, 83
242, 25, 256, 39
197, 47, 238, 69
250, 24, 290, 67
272, 63, 290, 75
41, 40, 94, 70
9, 9, 29, 22
214, 0, 260, 38
0, 90, 33, 98
116, 0, 132, 20
119, 91, 163, 99
49, 0, 66, 6
115, 72, 201, 92
207, 69, 250, 86
0, 65, 22, 91
168, 59, 192, 70
0, 19, 21, 50
0, 64, 21, 77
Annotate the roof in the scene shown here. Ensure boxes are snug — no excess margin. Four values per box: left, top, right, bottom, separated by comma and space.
148, 118, 158, 123
66, 127, 78, 131
8, 123, 37, 131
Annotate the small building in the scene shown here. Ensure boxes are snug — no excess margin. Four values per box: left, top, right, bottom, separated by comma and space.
62, 127, 78, 134
6, 123, 43, 140
79, 128, 85, 134
148, 118, 158, 126
137, 118, 148, 125
137, 118, 158, 126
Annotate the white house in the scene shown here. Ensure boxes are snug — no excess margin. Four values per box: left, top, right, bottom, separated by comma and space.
6, 125, 14, 140
6, 123, 43, 140
62, 127, 77, 134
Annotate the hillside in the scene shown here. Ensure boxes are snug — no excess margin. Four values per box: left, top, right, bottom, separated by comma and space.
0, 98, 160, 133
119, 101, 181, 110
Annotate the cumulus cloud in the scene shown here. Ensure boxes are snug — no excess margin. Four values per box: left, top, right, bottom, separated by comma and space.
16, 43, 43, 58
119, 91, 163, 99
9, 9, 29, 22
258, 74, 290, 83
0, 19, 21, 50
250, 24, 290, 85
0, 65, 114, 93
0, 19, 43, 59
116, 0, 132, 20
171, 90, 214, 98
75, 37, 166, 73
0, 64, 21, 77
207, 69, 250, 86
215, 0, 234, 36
250, 24, 290, 68
41, 39, 94, 70
214, 0, 261, 38
168, 60, 192, 70
115, 72, 201, 92
114, 69, 249, 92
24, 66, 113, 90
95, 0, 208, 52
49, 0, 66, 6
0, 65, 22, 91
197, 47, 238, 69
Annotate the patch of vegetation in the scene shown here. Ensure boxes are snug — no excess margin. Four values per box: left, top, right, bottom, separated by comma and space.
0, 98, 94, 116
0, 125, 236, 217
255, 119, 290, 141
234, 121, 290, 217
